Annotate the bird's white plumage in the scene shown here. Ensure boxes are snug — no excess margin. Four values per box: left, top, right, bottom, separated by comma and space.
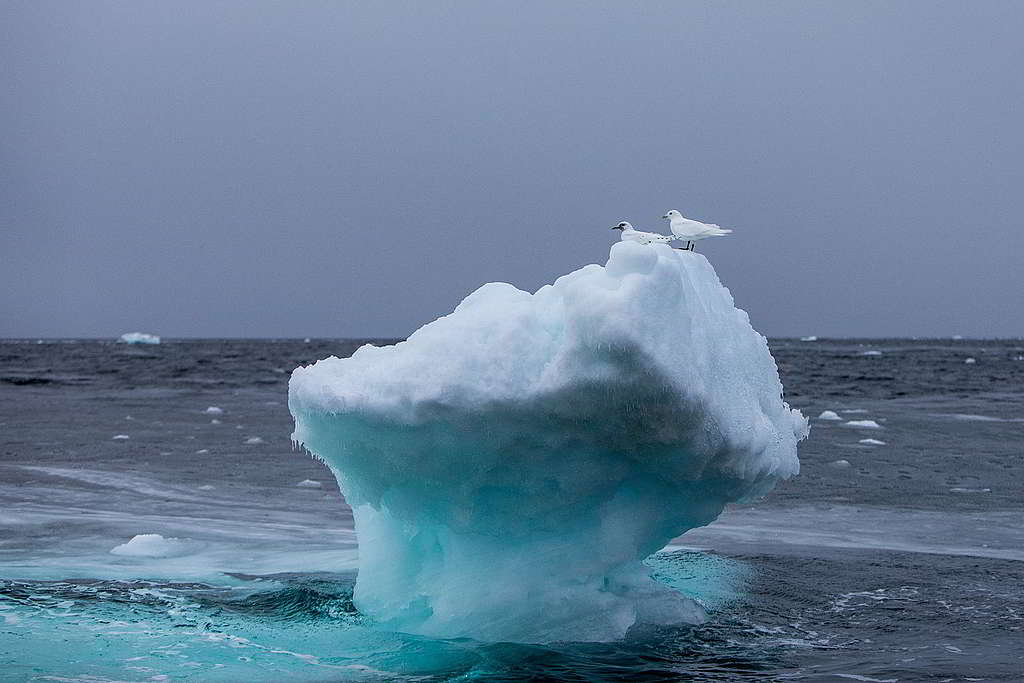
611, 221, 674, 245
662, 210, 733, 242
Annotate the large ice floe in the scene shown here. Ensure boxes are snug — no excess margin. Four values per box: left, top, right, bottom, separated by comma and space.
289, 242, 807, 643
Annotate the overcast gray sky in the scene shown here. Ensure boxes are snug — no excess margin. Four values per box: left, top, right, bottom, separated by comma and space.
2, 1, 1022, 338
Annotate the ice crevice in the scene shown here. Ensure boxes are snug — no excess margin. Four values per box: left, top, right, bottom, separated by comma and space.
288, 241, 807, 642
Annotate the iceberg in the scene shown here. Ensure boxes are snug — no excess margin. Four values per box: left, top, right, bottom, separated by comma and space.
289, 242, 807, 643
117, 332, 161, 344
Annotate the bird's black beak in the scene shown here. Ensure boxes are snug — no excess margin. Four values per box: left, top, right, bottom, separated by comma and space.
609, 226, 620, 230
661, 214, 669, 219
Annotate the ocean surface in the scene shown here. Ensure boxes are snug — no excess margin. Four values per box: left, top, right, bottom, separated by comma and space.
1, 338, 1022, 682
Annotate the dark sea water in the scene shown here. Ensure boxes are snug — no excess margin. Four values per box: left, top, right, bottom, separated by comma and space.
1, 338, 1022, 682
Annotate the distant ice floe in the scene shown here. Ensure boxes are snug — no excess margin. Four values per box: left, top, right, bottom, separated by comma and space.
204, 406, 224, 414
117, 332, 160, 344
858, 438, 887, 446
950, 487, 991, 494
195, 449, 209, 454
860, 350, 882, 356
964, 357, 977, 364
244, 436, 264, 445
210, 419, 221, 424
843, 420, 883, 429
111, 434, 130, 440
800, 335, 818, 342
829, 459, 851, 468
817, 410, 842, 421
296, 479, 322, 488
842, 409, 868, 414
110, 534, 192, 558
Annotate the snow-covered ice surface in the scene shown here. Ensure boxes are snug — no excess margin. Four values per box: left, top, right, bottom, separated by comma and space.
290, 242, 806, 642
110, 533, 194, 558
2, 334, 1024, 679
117, 332, 161, 344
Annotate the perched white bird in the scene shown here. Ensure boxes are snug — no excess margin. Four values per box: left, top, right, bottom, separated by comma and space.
661, 210, 732, 250
610, 221, 674, 245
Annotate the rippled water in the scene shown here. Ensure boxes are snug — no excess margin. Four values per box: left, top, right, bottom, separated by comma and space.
1, 338, 1023, 681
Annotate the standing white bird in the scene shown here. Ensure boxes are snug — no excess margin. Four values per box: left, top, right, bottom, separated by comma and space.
610, 221, 674, 245
661, 210, 733, 251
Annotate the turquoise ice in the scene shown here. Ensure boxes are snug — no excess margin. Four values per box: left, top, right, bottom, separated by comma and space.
289, 242, 807, 643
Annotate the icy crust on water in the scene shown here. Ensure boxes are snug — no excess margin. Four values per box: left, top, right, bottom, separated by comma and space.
289, 242, 807, 643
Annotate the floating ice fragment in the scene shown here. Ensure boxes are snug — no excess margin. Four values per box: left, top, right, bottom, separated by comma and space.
117, 332, 160, 344
204, 406, 224, 414
110, 534, 191, 558
950, 487, 991, 493
289, 242, 807, 642
843, 420, 883, 429
195, 449, 209, 454
818, 410, 842, 421
800, 335, 818, 341
198, 484, 216, 490
964, 357, 976, 364
304, 338, 312, 343
210, 419, 221, 424
296, 479, 322, 488
860, 350, 882, 356
829, 459, 852, 468
112, 434, 130, 440
244, 436, 264, 445
858, 438, 886, 445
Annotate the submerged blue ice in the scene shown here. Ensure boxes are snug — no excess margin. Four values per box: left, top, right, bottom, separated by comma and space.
289, 242, 807, 642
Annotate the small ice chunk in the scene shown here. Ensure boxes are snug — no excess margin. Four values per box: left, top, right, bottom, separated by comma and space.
950, 487, 991, 494
244, 436, 264, 445
210, 419, 221, 424
829, 459, 851, 468
860, 350, 882, 356
964, 357, 976, 364
858, 438, 887, 445
800, 335, 818, 342
842, 409, 868, 414
952, 335, 964, 340
112, 434, 130, 440
110, 534, 191, 558
117, 332, 160, 344
195, 449, 209, 454
197, 484, 216, 491
304, 338, 312, 343
204, 406, 224, 414
296, 479, 322, 488
817, 410, 842, 421
843, 420, 883, 429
